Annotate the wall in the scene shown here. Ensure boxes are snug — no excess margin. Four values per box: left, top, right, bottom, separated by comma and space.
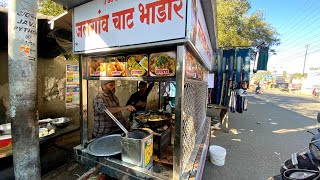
0, 52, 80, 125
37, 56, 80, 124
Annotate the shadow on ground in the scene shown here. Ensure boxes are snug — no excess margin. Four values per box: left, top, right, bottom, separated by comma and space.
202, 94, 319, 180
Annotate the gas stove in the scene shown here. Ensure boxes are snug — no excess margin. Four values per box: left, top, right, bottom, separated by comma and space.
137, 123, 171, 158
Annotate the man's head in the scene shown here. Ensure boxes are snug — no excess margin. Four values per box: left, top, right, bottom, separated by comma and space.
138, 81, 148, 94
101, 80, 116, 94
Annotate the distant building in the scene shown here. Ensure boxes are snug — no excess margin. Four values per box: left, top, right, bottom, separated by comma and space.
301, 67, 320, 95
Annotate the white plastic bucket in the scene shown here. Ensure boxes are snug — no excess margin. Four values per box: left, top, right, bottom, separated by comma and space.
209, 145, 226, 166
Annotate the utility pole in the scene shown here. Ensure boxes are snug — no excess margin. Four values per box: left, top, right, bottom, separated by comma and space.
8, 0, 40, 179
303, 44, 309, 75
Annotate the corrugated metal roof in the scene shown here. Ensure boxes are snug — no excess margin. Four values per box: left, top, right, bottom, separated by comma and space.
51, 0, 92, 10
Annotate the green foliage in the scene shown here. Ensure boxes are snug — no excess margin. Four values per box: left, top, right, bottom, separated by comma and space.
38, 0, 64, 16
38, 1, 77, 61
282, 71, 288, 78
217, 0, 280, 48
252, 71, 271, 84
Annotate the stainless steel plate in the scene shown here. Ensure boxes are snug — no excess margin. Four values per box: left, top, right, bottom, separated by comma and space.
86, 134, 122, 156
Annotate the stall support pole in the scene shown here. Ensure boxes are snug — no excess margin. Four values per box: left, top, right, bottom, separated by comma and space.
173, 45, 186, 180
80, 55, 89, 146
8, 0, 40, 179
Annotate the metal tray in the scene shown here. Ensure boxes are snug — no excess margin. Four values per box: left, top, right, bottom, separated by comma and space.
86, 134, 122, 156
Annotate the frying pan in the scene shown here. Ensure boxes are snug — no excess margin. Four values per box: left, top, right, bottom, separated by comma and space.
134, 113, 171, 127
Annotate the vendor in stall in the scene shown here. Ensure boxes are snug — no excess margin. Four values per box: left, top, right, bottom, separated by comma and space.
126, 81, 154, 112
93, 80, 136, 138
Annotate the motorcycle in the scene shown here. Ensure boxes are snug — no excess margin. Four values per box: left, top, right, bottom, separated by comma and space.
255, 89, 261, 94
269, 112, 320, 180
312, 88, 320, 98
255, 86, 261, 94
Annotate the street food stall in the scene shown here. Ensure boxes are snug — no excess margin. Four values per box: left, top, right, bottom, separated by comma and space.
69, 0, 218, 179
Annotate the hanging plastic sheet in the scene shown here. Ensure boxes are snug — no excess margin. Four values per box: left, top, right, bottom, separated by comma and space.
235, 49, 243, 84
221, 72, 229, 106
217, 49, 223, 79
215, 50, 223, 104
221, 51, 227, 74
236, 48, 251, 82
242, 49, 251, 82
255, 46, 269, 71
219, 73, 226, 106
223, 49, 235, 81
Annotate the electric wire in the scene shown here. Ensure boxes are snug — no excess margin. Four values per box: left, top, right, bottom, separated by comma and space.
278, 33, 320, 52
276, 39, 320, 55
275, 46, 317, 61
274, 48, 320, 65
278, 14, 320, 47
277, 18, 320, 56
278, 24, 320, 52
276, 42, 316, 56
276, 0, 314, 32
274, 0, 320, 58
276, 46, 318, 62
279, 1, 320, 39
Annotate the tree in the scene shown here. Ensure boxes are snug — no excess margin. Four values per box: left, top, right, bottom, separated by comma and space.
217, 0, 280, 48
283, 71, 288, 78
38, 0, 77, 61
253, 70, 271, 83
38, 0, 64, 16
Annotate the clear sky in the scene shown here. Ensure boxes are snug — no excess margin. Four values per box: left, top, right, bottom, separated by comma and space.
249, 0, 320, 74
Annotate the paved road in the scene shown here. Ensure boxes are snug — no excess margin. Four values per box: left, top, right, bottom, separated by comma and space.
202, 91, 320, 180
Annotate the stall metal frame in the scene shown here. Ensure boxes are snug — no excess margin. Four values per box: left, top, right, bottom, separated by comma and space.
76, 40, 212, 180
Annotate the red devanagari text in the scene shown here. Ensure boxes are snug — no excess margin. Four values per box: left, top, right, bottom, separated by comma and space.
112, 7, 135, 30
139, 0, 184, 25
75, 14, 110, 38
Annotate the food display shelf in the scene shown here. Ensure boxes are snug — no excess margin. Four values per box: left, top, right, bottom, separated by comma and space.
78, 45, 211, 180
84, 76, 176, 82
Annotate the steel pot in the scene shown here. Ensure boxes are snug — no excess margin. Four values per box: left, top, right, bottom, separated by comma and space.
50, 117, 71, 128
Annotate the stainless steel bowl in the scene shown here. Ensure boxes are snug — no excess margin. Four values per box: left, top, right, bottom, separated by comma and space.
0, 123, 11, 135
50, 117, 71, 128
